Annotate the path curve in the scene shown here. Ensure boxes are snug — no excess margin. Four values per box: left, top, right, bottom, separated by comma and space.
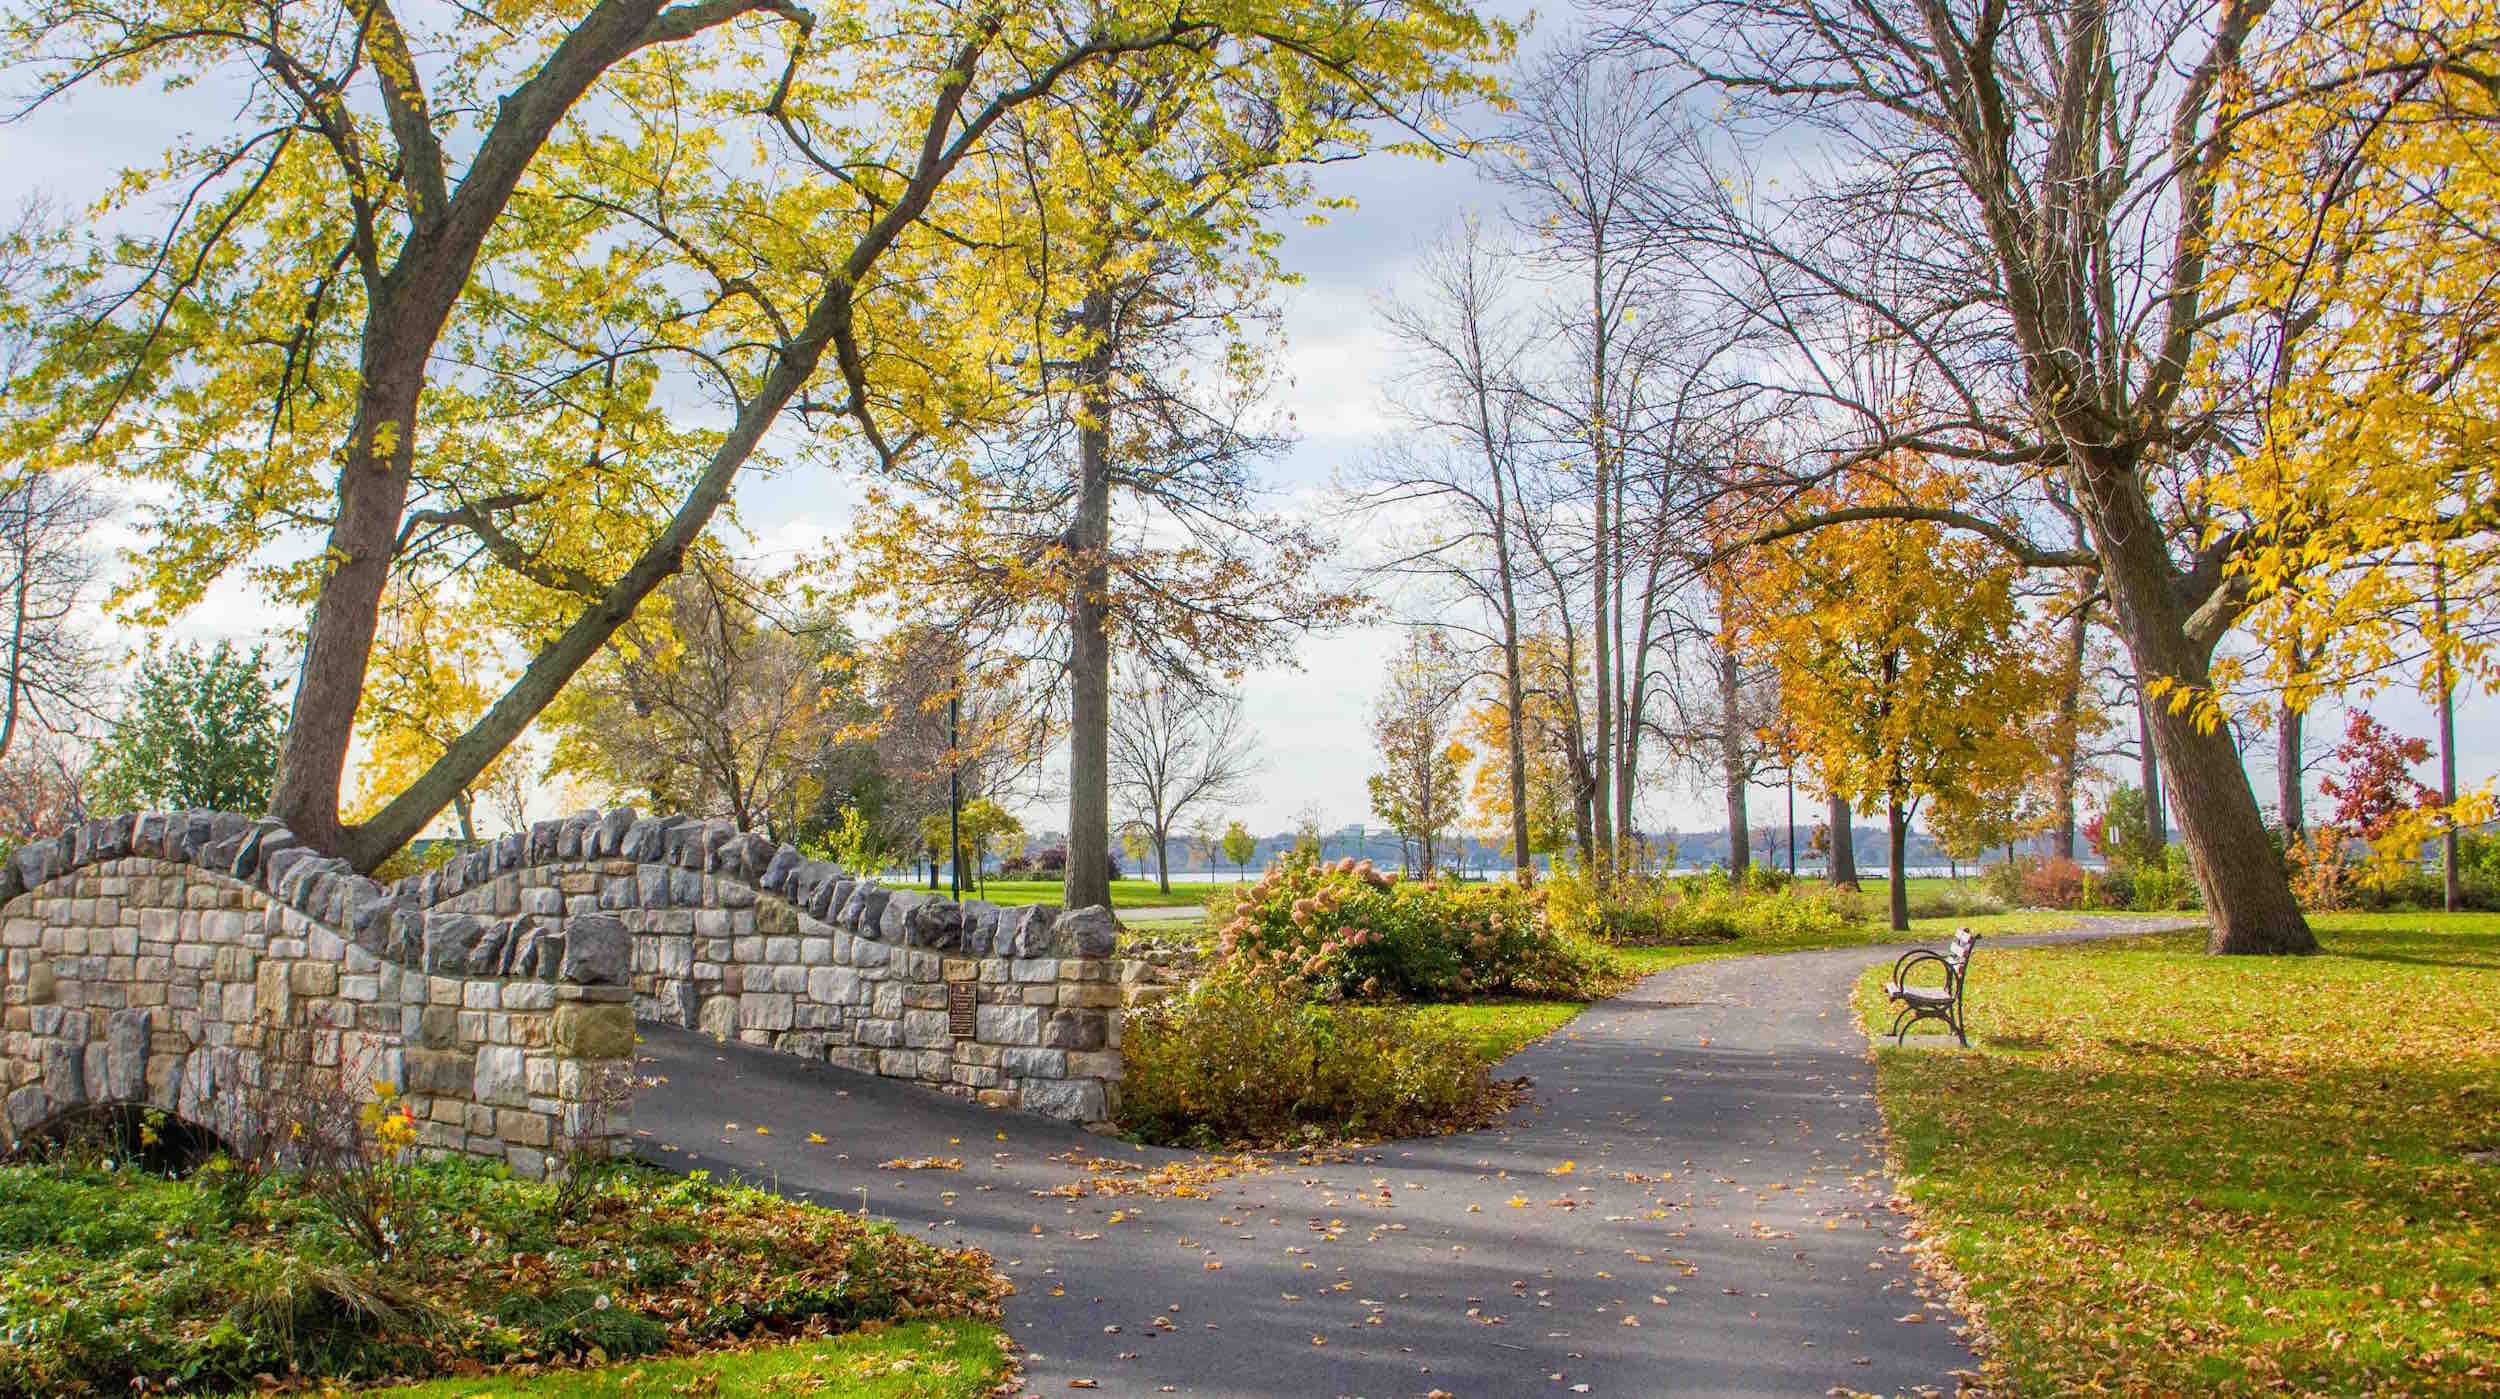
632, 917, 2185, 1398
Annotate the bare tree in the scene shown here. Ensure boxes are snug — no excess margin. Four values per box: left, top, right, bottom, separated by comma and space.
1604, 0, 2381, 951
1107, 665, 1260, 894
1363, 219, 1550, 878
549, 562, 835, 838
0, 473, 104, 761
0, 200, 103, 761
1487, 52, 1694, 870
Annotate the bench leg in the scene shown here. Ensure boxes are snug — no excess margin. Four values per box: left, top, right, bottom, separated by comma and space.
1951, 1001, 1968, 1048
1889, 1004, 1915, 1044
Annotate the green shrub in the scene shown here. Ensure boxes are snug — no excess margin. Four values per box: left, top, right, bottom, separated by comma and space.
1119, 974, 1502, 1147
1904, 881, 2008, 920
1212, 855, 1604, 1001
2128, 844, 2202, 911
2079, 866, 2134, 910
1544, 865, 1865, 946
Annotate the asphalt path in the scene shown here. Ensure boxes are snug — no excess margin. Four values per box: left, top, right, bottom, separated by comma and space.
631, 918, 2184, 1398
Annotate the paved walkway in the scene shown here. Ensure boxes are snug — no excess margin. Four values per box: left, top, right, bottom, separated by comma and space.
631, 919, 2182, 1397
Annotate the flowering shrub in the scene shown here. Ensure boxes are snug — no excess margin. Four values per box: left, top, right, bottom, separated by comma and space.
1119, 973, 1503, 1147
1209, 855, 1602, 1002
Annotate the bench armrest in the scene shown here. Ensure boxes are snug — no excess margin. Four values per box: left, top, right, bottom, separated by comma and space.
1890, 947, 1951, 989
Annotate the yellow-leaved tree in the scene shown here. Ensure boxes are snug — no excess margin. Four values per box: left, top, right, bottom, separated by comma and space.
5, 0, 1508, 874
349, 590, 539, 846
2203, 0, 2500, 881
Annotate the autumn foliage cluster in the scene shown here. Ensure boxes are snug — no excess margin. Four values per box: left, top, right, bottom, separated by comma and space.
1119, 976, 1504, 1148
1208, 854, 1605, 1002
0, 1152, 1000, 1396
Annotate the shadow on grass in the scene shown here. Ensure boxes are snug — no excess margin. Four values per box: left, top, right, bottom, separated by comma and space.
1875, 1013, 2500, 1392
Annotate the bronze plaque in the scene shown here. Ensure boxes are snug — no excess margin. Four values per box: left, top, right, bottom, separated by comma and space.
947, 981, 977, 1040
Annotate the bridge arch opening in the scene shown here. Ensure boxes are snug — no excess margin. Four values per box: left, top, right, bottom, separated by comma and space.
8, 1102, 237, 1176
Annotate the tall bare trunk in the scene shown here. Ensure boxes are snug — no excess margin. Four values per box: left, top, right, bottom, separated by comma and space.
1827, 792, 1858, 889
1064, 291, 1115, 912
2135, 698, 2166, 851
2052, 576, 2093, 860
2276, 700, 2304, 837
1588, 259, 1615, 875
1887, 791, 1909, 932
2436, 566, 2460, 912
1720, 645, 1748, 877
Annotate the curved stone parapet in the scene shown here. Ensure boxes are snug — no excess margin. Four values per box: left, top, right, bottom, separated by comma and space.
0, 809, 1159, 1140
0, 813, 636, 1174
404, 809, 1143, 1126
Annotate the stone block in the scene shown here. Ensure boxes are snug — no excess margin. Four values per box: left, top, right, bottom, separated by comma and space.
1001, 1046, 1066, 1078
554, 1002, 636, 1059
560, 913, 628, 985
1020, 1077, 1107, 1122
738, 994, 795, 1033
418, 1006, 460, 1049
902, 1009, 951, 1048
1055, 905, 1118, 958
1042, 1009, 1108, 1052
406, 1048, 475, 1097
853, 1017, 902, 1048
473, 1045, 528, 1108
103, 1009, 149, 1100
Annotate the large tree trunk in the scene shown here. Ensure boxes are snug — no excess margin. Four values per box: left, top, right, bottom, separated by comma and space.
1720, 644, 1749, 878
2082, 452, 2314, 954
1886, 791, 1909, 932
270, 364, 424, 848
1827, 792, 1859, 889
1064, 292, 1115, 913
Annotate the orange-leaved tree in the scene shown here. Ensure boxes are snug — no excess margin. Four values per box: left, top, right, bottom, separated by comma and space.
1729, 461, 2064, 930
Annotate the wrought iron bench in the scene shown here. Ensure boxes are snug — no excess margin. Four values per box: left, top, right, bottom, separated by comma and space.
1885, 927, 1980, 1047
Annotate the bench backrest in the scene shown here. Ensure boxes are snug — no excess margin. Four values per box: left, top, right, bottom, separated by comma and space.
1945, 927, 1981, 972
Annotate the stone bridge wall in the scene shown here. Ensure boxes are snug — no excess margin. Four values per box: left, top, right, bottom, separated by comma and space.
0, 811, 1161, 1163
0, 814, 636, 1176
409, 809, 1158, 1125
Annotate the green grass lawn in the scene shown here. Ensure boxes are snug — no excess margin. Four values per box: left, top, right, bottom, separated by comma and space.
1855, 912, 2500, 1395
973, 877, 1238, 909
1412, 998, 1589, 1063
1411, 909, 2149, 1068
370, 1320, 1009, 1397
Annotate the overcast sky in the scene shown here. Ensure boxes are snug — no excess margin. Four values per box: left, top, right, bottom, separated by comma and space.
2, 14, 2488, 844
